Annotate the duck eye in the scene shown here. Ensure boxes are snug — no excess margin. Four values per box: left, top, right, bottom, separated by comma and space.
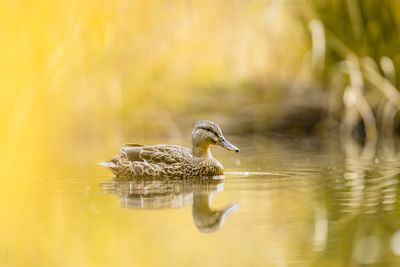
200, 127, 216, 135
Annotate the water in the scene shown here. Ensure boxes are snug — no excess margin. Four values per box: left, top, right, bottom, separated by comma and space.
3, 136, 400, 266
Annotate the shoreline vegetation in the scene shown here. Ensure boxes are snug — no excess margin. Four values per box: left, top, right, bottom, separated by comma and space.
1, 0, 400, 173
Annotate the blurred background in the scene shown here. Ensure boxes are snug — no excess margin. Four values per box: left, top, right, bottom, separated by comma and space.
2, 0, 400, 175
2, 0, 400, 266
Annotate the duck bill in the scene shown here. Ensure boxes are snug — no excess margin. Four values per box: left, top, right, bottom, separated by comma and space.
216, 137, 240, 152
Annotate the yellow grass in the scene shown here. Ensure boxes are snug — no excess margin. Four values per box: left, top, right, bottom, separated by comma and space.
0, 0, 306, 177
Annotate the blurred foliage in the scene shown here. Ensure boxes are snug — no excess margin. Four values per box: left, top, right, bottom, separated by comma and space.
2, 0, 400, 175
307, 0, 400, 77
0, 0, 307, 177
299, 0, 400, 144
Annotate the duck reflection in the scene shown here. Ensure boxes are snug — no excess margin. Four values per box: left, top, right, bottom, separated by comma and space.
99, 176, 239, 233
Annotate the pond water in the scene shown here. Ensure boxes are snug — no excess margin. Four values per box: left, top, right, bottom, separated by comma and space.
3, 136, 400, 266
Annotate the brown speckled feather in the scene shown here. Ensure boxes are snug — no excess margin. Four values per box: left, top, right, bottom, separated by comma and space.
105, 145, 224, 178
122, 145, 191, 164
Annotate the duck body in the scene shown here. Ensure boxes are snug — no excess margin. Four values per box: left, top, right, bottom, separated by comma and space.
100, 121, 239, 179
104, 144, 224, 178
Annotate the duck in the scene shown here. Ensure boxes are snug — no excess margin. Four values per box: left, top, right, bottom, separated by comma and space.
99, 120, 239, 178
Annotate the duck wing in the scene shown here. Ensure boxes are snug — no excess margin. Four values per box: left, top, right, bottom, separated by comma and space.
120, 145, 191, 164
123, 143, 145, 147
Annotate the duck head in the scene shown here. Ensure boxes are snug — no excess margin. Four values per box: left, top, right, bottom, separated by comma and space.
191, 120, 239, 157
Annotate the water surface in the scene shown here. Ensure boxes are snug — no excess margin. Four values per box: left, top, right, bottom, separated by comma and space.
3, 137, 400, 266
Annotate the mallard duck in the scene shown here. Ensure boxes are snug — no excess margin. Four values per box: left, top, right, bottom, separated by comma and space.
99, 120, 239, 178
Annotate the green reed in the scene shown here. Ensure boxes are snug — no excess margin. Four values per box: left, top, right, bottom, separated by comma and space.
300, 0, 400, 143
